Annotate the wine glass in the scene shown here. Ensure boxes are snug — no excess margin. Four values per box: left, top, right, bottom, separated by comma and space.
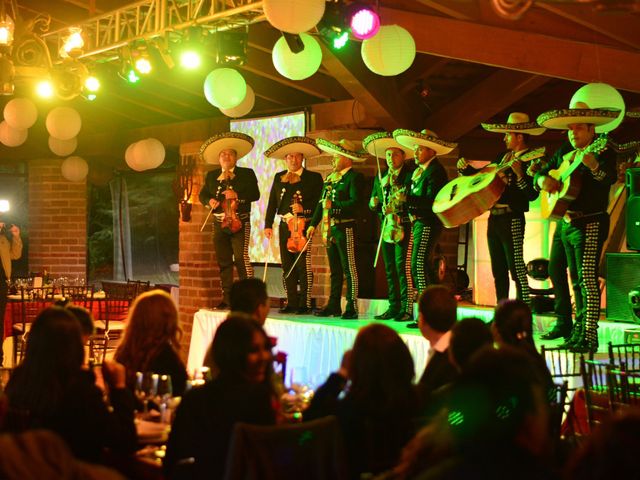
154, 375, 173, 423
134, 372, 157, 417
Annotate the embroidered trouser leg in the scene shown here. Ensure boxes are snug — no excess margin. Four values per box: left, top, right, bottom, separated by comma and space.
0, 270, 6, 365
380, 222, 414, 313
326, 224, 359, 312
487, 213, 530, 304
279, 222, 313, 308
549, 222, 573, 329
213, 220, 253, 304
411, 220, 442, 296
562, 214, 608, 347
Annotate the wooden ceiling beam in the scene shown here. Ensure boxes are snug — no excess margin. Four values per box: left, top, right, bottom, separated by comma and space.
240, 70, 320, 107
425, 69, 550, 140
398, 56, 451, 94
320, 41, 423, 130
107, 92, 183, 120
381, 7, 640, 93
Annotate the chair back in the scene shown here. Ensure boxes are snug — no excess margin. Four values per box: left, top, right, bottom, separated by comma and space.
61, 285, 95, 311
126, 279, 151, 296
608, 342, 640, 373
580, 358, 613, 431
223, 416, 349, 480
10, 287, 56, 365
608, 367, 640, 412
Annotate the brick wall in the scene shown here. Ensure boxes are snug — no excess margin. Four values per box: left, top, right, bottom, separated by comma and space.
28, 159, 87, 278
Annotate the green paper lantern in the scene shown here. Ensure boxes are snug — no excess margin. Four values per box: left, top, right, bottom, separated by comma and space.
272, 33, 322, 81
570, 83, 626, 133
361, 25, 416, 76
203, 68, 247, 109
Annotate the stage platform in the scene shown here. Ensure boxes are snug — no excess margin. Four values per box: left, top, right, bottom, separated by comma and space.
187, 299, 639, 386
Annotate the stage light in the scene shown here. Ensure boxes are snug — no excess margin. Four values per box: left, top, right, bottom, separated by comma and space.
216, 27, 248, 66
86, 93, 97, 101
348, 4, 380, 40
126, 68, 140, 83
36, 79, 54, 98
180, 50, 201, 69
135, 56, 152, 74
0, 199, 9, 212
0, 5, 14, 47
179, 28, 205, 70
85, 75, 99, 92
317, 1, 350, 50
60, 27, 84, 58
333, 31, 349, 49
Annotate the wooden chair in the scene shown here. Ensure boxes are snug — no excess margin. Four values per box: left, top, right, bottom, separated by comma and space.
607, 342, 640, 373
95, 281, 139, 359
11, 287, 56, 365
608, 367, 640, 412
580, 358, 613, 432
61, 284, 95, 311
126, 279, 151, 296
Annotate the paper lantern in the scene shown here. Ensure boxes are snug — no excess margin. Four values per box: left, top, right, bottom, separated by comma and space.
4, 98, 38, 129
46, 107, 82, 140
361, 25, 416, 76
264, 0, 325, 34
135, 138, 166, 170
220, 85, 256, 118
203, 68, 247, 110
48, 136, 77, 156
125, 142, 144, 172
272, 33, 322, 81
61, 156, 89, 182
570, 83, 626, 133
0, 121, 27, 147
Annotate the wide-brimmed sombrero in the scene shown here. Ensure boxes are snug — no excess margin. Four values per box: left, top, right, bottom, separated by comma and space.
316, 138, 369, 162
537, 102, 621, 130
481, 112, 546, 136
199, 132, 254, 164
362, 131, 414, 158
264, 136, 321, 160
393, 129, 457, 156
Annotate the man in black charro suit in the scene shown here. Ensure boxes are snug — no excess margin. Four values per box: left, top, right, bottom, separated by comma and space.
199, 132, 260, 310
264, 137, 324, 315
307, 139, 367, 320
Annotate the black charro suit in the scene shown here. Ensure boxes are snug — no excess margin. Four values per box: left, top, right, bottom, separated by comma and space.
265, 168, 324, 310
199, 166, 260, 305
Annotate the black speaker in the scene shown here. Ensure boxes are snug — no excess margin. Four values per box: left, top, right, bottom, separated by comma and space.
606, 253, 640, 322
627, 168, 640, 251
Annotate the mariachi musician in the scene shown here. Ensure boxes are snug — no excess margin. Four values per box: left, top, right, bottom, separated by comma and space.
394, 129, 455, 325
264, 136, 324, 315
457, 113, 543, 305
199, 132, 260, 310
307, 139, 367, 320
364, 131, 415, 322
535, 101, 619, 353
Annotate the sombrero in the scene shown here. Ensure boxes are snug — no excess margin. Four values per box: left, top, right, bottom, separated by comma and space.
316, 138, 369, 162
393, 129, 457, 156
199, 132, 254, 165
481, 112, 546, 136
264, 136, 321, 160
362, 131, 414, 158
537, 102, 621, 130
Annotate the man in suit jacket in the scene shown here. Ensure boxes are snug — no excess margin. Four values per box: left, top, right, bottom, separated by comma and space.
264, 137, 324, 314
0, 220, 22, 366
199, 132, 260, 309
307, 139, 367, 320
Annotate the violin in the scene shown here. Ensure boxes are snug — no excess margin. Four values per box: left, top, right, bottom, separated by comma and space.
220, 188, 242, 234
287, 193, 307, 253
380, 173, 405, 244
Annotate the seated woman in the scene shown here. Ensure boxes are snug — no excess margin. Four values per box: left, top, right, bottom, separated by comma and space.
115, 289, 188, 396
305, 323, 420, 479
3, 307, 137, 463
164, 313, 277, 480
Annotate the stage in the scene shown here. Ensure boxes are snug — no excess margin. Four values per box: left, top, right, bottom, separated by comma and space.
187, 300, 638, 386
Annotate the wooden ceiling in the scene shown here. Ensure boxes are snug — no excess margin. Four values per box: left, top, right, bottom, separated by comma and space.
1, 0, 639, 163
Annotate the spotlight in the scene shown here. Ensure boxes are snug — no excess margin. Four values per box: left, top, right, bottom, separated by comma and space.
0, 7, 14, 47
60, 27, 84, 58
36, 79, 54, 98
118, 46, 141, 83
135, 56, 152, 74
52, 60, 88, 100
179, 28, 204, 70
348, 3, 380, 40
317, 1, 350, 50
126, 68, 140, 83
0, 199, 9, 213
86, 93, 97, 101
216, 27, 248, 66
84, 75, 100, 92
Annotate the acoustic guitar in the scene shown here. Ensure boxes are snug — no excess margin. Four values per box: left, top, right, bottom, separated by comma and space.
540, 135, 609, 220
433, 147, 546, 228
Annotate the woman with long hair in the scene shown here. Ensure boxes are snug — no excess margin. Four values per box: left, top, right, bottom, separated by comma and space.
306, 323, 420, 479
3, 307, 136, 462
115, 289, 187, 395
164, 313, 277, 480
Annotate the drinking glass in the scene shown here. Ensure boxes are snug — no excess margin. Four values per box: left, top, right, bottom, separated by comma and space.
134, 372, 157, 416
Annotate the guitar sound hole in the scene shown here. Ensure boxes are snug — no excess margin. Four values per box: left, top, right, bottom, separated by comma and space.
471, 176, 485, 186
449, 185, 457, 201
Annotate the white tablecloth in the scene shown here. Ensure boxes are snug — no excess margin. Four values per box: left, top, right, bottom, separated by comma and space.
187, 309, 430, 386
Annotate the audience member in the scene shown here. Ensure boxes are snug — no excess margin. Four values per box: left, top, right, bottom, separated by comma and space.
416, 285, 459, 405
115, 289, 188, 396
229, 278, 270, 325
65, 305, 95, 345
448, 317, 493, 372
3, 307, 136, 463
306, 323, 420, 479
164, 313, 277, 480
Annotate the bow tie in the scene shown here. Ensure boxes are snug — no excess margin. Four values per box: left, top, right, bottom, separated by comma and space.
281, 172, 301, 184
217, 170, 235, 181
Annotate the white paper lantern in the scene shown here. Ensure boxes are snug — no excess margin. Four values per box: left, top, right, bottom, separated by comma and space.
0, 121, 27, 147
46, 107, 82, 140
61, 156, 89, 182
48, 136, 77, 156
264, 0, 325, 34
135, 138, 166, 170
4, 98, 38, 129
570, 83, 626, 133
272, 33, 322, 81
125, 142, 144, 172
361, 25, 416, 76
220, 86, 256, 118
203, 68, 247, 110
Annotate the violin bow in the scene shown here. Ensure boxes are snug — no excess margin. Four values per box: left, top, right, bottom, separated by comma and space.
262, 236, 270, 283
199, 206, 214, 232
373, 142, 385, 268
285, 236, 313, 279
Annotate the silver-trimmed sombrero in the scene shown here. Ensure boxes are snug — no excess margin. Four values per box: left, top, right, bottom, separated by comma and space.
537, 102, 621, 130
393, 129, 457, 156
363, 131, 414, 158
264, 136, 321, 160
316, 138, 369, 162
481, 112, 546, 136
199, 132, 254, 165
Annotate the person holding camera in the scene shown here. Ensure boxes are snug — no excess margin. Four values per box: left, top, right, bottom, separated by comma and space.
0, 222, 22, 366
